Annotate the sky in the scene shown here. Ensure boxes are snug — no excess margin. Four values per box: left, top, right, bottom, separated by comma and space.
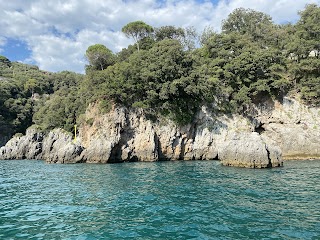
0, 0, 319, 73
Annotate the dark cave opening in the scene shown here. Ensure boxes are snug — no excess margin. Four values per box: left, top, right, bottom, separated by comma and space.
255, 124, 265, 134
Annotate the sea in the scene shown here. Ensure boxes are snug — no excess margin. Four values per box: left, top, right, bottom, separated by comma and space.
0, 159, 319, 240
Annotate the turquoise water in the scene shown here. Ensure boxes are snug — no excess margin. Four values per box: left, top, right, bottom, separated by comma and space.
0, 160, 319, 240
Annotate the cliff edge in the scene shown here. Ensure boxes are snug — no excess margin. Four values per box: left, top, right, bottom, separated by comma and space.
2, 97, 317, 167
0, 100, 287, 168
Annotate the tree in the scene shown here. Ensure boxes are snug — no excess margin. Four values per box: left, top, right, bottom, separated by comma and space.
203, 32, 287, 109
182, 26, 198, 51
199, 26, 216, 46
122, 21, 153, 51
154, 25, 198, 51
85, 44, 115, 71
154, 26, 185, 42
297, 4, 320, 57
51, 71, 83, 91
24, 78, 38, 97
0, 55, 11, 67
285, 4, 320, 105
0, 56, 11, 76
222, 8, 273, 42
33, 87, 86, 132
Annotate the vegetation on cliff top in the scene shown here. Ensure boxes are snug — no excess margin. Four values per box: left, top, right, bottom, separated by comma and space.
0, 4, 319, 135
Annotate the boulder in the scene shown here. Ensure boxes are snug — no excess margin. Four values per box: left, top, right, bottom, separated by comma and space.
0, 128, 44, 160
219, 133, 282, 168
41, 129, 84, 164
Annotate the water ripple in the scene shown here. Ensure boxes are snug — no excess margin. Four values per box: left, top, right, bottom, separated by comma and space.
0, 160, 320, 239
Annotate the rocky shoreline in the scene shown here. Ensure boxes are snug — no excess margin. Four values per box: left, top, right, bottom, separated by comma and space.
1, 97, 319, 168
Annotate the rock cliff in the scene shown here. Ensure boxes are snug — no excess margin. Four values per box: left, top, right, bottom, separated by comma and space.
255, 97, 320, 160
0, 127, 84, 163
65, 104, 279, 168
1, 97, 318, 167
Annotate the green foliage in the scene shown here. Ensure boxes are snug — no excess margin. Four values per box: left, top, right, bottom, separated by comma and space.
1, 4, 320, 135
24, 78, 39, 96
117, 45, 137, 62
0, 55, 11, 68
122, 21, 154, 51
33, 71, 86, 132
99, 99, 112, 114
33, 87, 86, 132
50, 71, 84, 92
199, 26, 216, 46
285, 4, 320, 104
290, 58, 320, 104
154, 26, 185, 42
85, 44, 116, 71
297, 4, 320, 53
0, 61, 50, 135
0, 58, 84, 135
182, 26, 198, 51
203, 31, 288, 110
222, 8, 273, 38
82, 39, 212, 124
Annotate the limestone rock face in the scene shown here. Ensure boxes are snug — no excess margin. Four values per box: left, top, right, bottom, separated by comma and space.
0, 128, 83, 163
42, 129, 84, 164
255, 97, 320, 160
79, 107, 122, 163
0, 128, 44, 160
76, 105, 282, 167
219, 133, 282, 168
0, 103, 285, 168
80, 107, 159, 163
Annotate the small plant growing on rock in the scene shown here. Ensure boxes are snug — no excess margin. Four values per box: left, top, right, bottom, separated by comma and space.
13, 133, 23, 138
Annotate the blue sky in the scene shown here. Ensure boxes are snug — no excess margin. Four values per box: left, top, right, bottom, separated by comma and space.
0, 0, 319, 73
1, 39, 33, 63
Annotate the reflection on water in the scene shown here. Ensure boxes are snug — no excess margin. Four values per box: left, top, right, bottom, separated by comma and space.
0, 160, 320, 239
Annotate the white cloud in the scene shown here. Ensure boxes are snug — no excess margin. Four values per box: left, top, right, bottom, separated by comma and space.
0, 0, 319, 72
0, 37, 7, 53
27, 35, 84, 72
0, 37, 7, 45
219, 0, 320, 23
27, 30, 131, 73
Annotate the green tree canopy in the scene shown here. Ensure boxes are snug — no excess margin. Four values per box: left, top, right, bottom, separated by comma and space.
297, 4, 320, 56
203, 32, 288, 110
222, 8, 274, 42
85, 44, 116, 71
284, 4, 320, 105
122, 21, 154, 51
24, 78, 38, 96
154, 26, 185, 41
199, 26, 216, 46
0, 55, 11, 67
